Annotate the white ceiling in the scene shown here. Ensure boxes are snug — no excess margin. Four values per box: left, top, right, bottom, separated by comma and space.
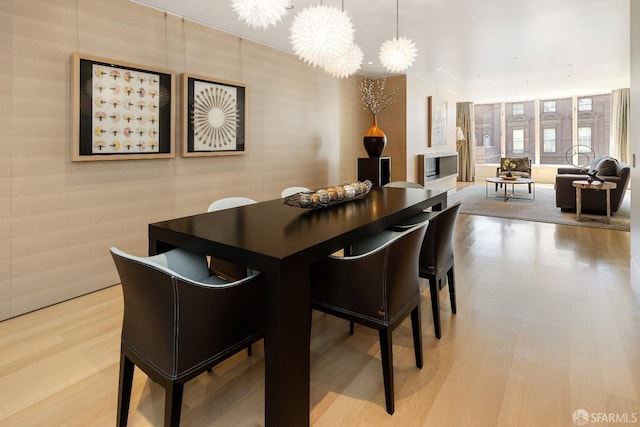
131, 0, 630, 103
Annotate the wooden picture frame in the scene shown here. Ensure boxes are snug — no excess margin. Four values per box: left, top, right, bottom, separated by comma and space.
70, 53, 175, 161
181, 73, 246, 157
427, 96, 447, 147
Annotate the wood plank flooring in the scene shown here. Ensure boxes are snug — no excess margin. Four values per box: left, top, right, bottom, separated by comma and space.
0, 214, 637, 427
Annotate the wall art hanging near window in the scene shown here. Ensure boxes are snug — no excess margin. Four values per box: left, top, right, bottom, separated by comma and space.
71, 53, 175, 161
181, 73, 246, 157
428, 96, 448, 147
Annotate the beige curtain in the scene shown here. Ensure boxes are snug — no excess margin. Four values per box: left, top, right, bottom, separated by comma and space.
456, 102, 475, 182
611, 88, 630, 162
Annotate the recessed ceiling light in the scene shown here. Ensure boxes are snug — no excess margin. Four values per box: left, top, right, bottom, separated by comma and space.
435, 67, 443, 71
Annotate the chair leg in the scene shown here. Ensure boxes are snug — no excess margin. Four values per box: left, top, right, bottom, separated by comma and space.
164, 382, 184, 427
117, 354, 135, 427
429, 276, 441, 339
447, 267, 457, 314
349, 320, 355, 336
247, 344, 252, 357
378, 328, 395, 415
410, 306, 423, 369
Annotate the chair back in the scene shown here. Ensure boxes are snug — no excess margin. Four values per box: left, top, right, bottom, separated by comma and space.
207, 197, 256, 212
312, 222, 427, 326
383, 181, 424, 189
499, 157, 531, 176
110, 247, 265, 382
281, 186, 311, 198
419, 202, 462, 280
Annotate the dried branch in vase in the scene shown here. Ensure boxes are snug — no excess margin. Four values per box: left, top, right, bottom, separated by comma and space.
356, 76, 401, 115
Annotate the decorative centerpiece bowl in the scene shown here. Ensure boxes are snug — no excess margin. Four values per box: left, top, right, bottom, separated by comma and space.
500, 175, 519, 180
284, 180, 373, 209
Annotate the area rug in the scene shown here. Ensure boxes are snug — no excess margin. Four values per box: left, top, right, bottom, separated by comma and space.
448, 183, 630, 231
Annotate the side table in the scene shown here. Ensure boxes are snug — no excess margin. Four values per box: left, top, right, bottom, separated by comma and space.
572, 180, 617, 224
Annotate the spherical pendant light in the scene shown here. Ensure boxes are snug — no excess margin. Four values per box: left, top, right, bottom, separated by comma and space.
323, 43, 363, 79
379, 36, 417, 73
231, 0, 291, 30
289, 5, 355, 68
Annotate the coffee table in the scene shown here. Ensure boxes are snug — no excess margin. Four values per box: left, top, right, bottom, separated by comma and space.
485, 177, 535, 201
572, 180, 617, 224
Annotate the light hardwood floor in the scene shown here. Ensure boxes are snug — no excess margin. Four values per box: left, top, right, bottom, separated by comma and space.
0, 214, 637, 427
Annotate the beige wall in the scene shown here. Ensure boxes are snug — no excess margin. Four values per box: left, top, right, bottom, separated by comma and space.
0, 0, 374, 320
405, 76, 457, 183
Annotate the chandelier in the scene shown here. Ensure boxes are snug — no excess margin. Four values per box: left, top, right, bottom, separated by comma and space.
323, 43, 363, 79
379, 0, 417, 73
231, 0, 291, 30
289, 5, 355, 69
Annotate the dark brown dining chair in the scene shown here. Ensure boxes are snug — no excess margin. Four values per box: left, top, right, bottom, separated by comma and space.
418, 202, 462, 339
310, 222, 428, 415
387, 202, 462, 339
207, 197, 257, 281
110, 246, 265, 427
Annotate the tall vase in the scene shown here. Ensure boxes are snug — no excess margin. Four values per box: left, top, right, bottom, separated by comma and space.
363, 114, 387, 158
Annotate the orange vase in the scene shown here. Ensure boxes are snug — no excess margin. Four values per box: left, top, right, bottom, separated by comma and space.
363, 114, 387, 158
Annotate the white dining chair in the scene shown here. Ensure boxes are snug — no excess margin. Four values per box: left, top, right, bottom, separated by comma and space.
281, 186, 311, 198
207, 197, 257, 212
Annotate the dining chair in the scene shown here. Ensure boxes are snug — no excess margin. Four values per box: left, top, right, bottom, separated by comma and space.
110, 246, 265, 427
207, 196, 256, 213
207, 197, 257, 281
383, 181, 424, 189
387, 202, 462, 339
281, 186, 311, 198
310, 221, 428, 415
417, 202, 462, 339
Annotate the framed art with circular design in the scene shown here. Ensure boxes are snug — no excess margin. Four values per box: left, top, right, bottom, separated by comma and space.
182, 73, 246, 157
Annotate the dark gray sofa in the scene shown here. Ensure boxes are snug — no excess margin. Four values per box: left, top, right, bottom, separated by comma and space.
555, 157, 630, 214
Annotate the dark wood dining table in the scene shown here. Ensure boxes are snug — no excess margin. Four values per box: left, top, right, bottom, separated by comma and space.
148, 186, 447, 427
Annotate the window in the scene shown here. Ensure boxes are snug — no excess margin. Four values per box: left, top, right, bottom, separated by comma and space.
578, 98, 592, 111
512, 103, 524, 115
475, 93, 610, 167
578, 127, 592, 150
473, 103, 502, 164
543, 128, 556, 153
543, 101, 556, 112
512, 129, 524, 153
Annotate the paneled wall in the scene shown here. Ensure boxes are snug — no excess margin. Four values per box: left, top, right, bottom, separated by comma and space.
0, 0, 370, 320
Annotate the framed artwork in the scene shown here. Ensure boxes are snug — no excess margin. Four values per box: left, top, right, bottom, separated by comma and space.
427, 96, 448, 147
181, 73, 246, 157
70, 53, 175, 161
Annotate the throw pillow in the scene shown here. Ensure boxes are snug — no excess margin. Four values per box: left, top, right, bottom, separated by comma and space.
595, 157, 619, 176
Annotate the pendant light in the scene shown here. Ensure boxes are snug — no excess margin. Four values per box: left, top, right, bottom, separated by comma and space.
289, 4, 355, 68
379, 0, 417, 73
231, 0, 291, 30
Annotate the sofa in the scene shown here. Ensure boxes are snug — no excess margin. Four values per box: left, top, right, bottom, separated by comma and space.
555, 156, 630, 214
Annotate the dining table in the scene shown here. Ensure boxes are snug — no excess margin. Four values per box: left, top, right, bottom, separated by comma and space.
148, 185, 448, 427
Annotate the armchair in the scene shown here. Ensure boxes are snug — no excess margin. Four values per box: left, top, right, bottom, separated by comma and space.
310, 222, 428, 415
110, 247, 265, 427
555, 157, 630, 213
496, 157, 532, 192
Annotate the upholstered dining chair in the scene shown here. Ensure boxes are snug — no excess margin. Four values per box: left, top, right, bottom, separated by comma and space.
383, 181, 424, 189
418, 202, 462, 339
207, 196, 256, 213
281, 186, 311, 198
110, 246, 265, 427
207, 197, 257, 281
310, 221, 428, 415
387, 202, 462, 339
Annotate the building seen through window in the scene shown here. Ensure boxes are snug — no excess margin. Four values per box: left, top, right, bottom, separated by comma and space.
474, 93, 611, 166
